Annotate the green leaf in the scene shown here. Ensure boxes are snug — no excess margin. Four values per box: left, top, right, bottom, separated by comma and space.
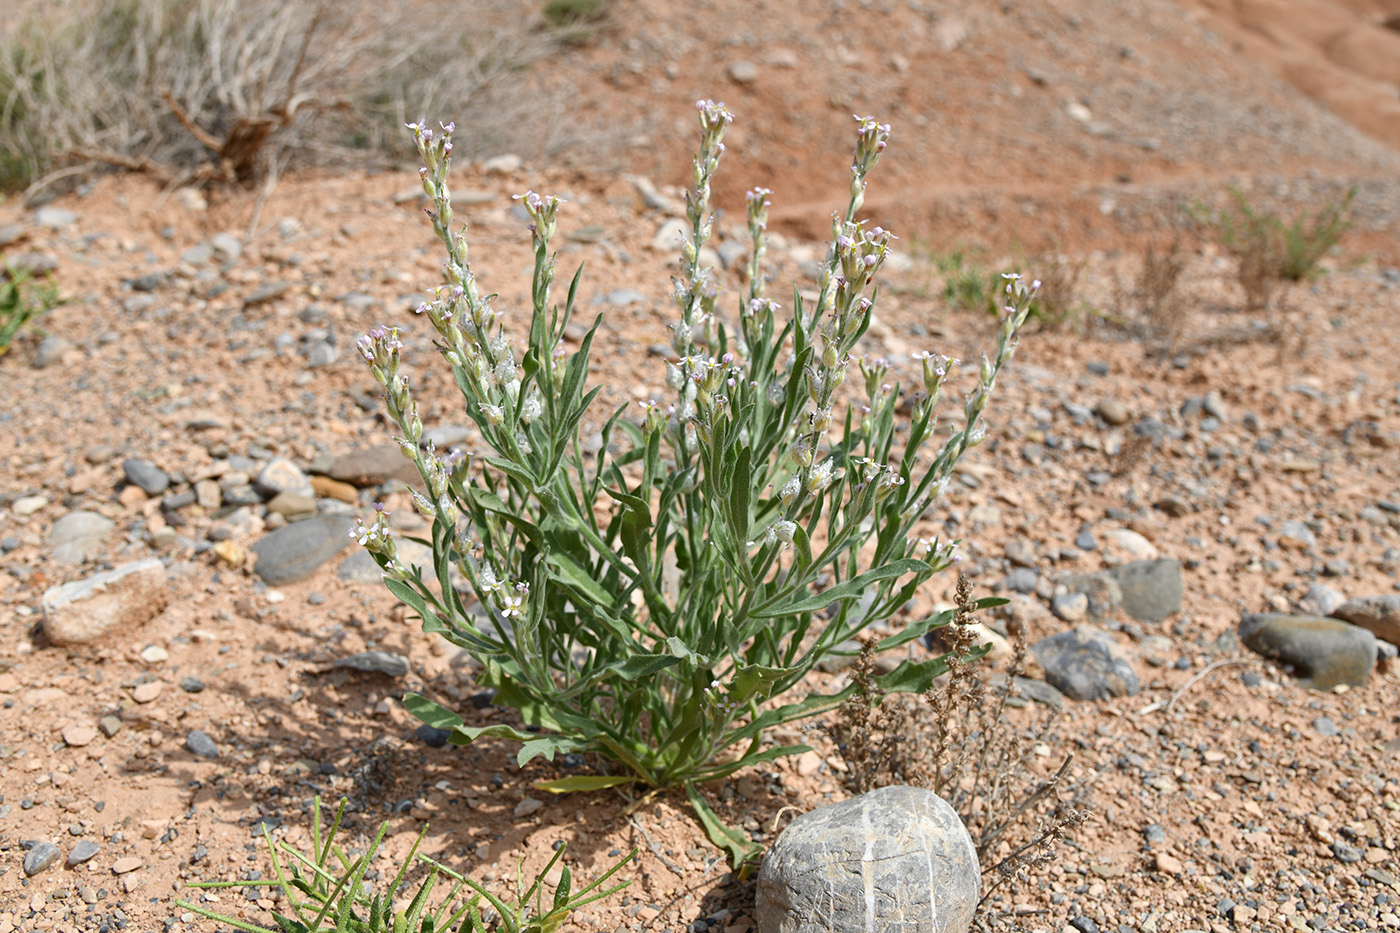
665, 636, 697, 662
729, 664, 796, 705
402, 693, 464, 731
601, 653, 683, 680
545, 551, 612, 608
531, 775, 635, 794
873, 647, 988, 694
751, 559, 928, 618
727, 445, 751, 547
689, 743, 810, 783
518, 735, 586, 767
685, 782, 763, 875
483, 455, 537, 490
559, 315, 602, 413
449, 722, 546, 746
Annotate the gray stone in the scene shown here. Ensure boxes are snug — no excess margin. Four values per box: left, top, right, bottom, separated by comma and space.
601, 289, 646, 306
326, 444, 420, 487
1013, 676, 1065, 710
1104, 559, 1182, 623
32, 334, 69, 368
186, 730, 220, 759
23, 841, 62, 876
422, 424, 472, 449
211, 233, 243, 262
42, 558, 169, 646
332, 650, 409, 677
1051, 591, 1089, 623
1312, 716, 1339, 736
66, 840, 100, 867
1004, 538, 1037, 568
1031, 625, 1140, 701
180, 242, 215, 265
1074, 525, 1097, 551
1333, 841, 1364, 863
263, 460, 315, 501
9, 252, 59, 275
999, 567, 1039, 594
50, 510, 115, 564
304, 341, 338, 367
251, 514, 354, 584
717, 239, 748, 270
1056, 573, 1122, 621
1138, 635, 1175, 667
266, 492, 316, 519
337, 549, 385, 583
727, 60, 759, 84
817, 640, 862, 674
651, 217, 689, 252
245, 280, 292, 306
1331, 595, 1400, 645
756, 786, 978, 933
35, 206, 78, 228
1095, 398, 1130, 426
1238, 613, 1376, 690
1278, 520, 1316, 551
482, 153, 522, 174
1297, 583, 1347, 617
123, 458, 170, 495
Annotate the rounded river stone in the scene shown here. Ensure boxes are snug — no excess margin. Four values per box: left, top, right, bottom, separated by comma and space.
756, 785, 979, 933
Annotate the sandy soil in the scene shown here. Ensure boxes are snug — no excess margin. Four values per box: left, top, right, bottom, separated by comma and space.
2, 2, 1399, 932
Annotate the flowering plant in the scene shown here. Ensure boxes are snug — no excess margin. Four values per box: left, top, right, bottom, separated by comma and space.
355, 102, 1034, 865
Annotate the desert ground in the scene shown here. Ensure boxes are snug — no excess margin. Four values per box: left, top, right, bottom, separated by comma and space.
2, 1, 1400, 932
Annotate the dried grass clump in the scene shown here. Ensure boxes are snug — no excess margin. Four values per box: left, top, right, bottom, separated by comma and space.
0, 0, 576, 193
831, 574, 1089, 929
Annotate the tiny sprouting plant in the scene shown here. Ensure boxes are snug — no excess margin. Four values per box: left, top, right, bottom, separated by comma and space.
178, 796, 635, 933
0, 256, 59, 356
935, 249, 993, 313
354, 102, 1036, 867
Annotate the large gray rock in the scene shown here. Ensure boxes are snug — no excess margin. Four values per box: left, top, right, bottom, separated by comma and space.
756, 786, 978, 933
42, 558, 169, 646
49, 510, 115, 564
1104, 559, 1182, 624
1239, 614, 1376, 690
251, 514, 354, 584
1031, 625, 1140, 701
1330, 595, 1400, 645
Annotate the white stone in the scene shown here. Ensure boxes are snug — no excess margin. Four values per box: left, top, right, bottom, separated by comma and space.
757, 786, 979, 933
42, 559, 169, 646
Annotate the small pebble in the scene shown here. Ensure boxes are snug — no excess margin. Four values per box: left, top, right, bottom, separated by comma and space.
23, 842, 62, 876
415, 724, 452, 748
67, 840, 101, 867
1333, 841, 1363, 863
186, 730, 220, 759
1312, 716, 1339, 736
179, 676, 205, 693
